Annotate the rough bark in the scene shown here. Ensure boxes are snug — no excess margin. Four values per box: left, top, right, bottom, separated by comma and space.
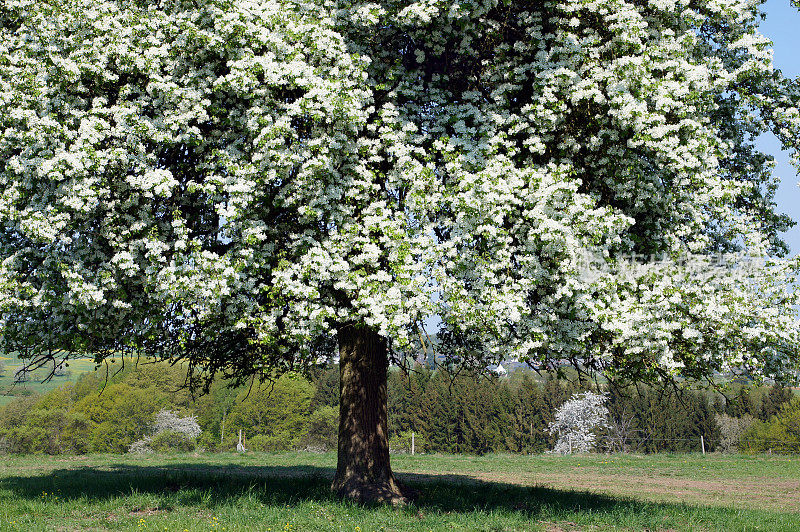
331, 323, 414, 504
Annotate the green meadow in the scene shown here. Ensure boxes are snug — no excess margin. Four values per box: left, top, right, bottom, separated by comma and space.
0, 452, 797, 531
0, 353, 99, 406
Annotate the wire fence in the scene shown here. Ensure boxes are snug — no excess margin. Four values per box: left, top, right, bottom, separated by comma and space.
582, 435, 800, 454
389, 431, 800, 455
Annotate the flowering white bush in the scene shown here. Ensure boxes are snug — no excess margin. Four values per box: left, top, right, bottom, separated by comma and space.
549, 392, 609, 454
0, 0, 798, 386
127, 438, 153, 455
152, 410, 202, 440
128, 409, 201, 454
716, 413, 756, 453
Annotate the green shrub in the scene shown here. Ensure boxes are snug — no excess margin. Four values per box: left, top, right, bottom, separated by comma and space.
301, 406, 338, 451
0, 396, 37, 433
60, 411, 92, 454
390, 430, 428, 454
0, 362, 199, 455
149, 430, 196, 452
309, 366, 339, 410
740, 398, 800, 454
197, 431, 224, 452
227, 374, 312, 450
75, 384, 167, 452
0, 390, 74, 454
247, 432, 293, 452
4, 409, 68, 454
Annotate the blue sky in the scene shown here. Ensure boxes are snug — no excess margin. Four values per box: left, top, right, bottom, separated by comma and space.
760, 0, 800, 257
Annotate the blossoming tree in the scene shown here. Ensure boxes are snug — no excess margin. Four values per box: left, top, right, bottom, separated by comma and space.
2, 0, 800, 502
549, 391, 609, 454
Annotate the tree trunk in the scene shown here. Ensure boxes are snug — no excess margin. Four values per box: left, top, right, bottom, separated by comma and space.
332, 323, 414, 504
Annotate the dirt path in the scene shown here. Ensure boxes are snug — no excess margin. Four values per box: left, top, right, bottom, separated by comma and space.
406, 468, 800, 512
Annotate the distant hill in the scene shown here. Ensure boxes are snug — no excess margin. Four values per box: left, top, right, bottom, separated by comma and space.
0, 353, 98, 406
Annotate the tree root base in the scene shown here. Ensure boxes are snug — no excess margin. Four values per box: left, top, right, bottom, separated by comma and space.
332, 475, 417, 505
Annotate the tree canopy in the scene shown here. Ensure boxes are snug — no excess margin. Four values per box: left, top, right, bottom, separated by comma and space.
2, 0, 799, 387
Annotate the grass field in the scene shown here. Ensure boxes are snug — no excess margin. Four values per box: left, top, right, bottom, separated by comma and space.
0, 452, 797, 531
0, 353, 107, 406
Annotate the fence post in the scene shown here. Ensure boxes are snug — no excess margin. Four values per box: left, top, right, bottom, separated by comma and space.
700, 435, 705, 455
411, 432, 415, 455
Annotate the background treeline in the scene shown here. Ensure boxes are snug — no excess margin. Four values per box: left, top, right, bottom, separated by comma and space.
0, 362, 796, 455
384, 368, 796, 454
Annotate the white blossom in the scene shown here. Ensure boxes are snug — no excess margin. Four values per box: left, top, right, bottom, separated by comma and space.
0, 0, 798, 385
549, 392, 609, 454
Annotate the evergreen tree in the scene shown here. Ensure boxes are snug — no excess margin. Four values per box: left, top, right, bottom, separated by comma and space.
309, 365, 340, 411
725, 385, 757, 418
512, 374, 550, 453
759, 385, 794, 421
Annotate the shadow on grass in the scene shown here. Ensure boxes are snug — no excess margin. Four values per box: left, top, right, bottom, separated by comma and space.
0, 462, 699, 520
